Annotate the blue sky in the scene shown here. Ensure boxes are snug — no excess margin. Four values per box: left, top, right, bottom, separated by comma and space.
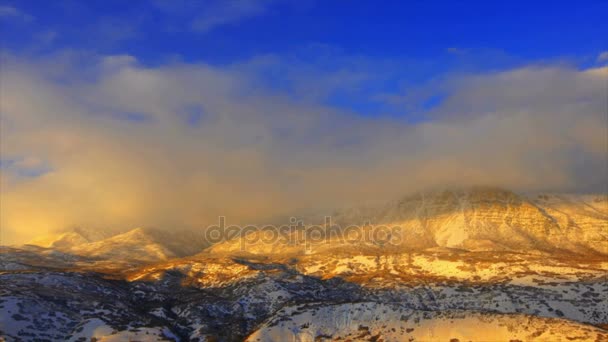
1, 1, 607, 242
3, 0, 607, 64
2, 0, 606, 117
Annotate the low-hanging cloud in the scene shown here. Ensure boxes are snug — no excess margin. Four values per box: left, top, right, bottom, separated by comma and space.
1, 53, 606, 244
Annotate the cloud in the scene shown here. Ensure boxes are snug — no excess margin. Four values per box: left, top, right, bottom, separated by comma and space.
0, 5, 18, 16
1, 53, 606, 244
153, 0, 279, 33
598, 51, 608, 63
192, 0, 273, 32
238, 46, 380, 103
0, 5, 33, 22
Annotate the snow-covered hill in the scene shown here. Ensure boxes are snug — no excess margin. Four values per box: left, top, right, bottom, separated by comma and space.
247, 302, 608, 342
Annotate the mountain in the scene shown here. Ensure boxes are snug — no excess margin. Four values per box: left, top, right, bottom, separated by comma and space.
209, 188, 608, 256
25, 226, 211, 266
68, 228, 176, 263
28, 231, 90, 250
1, 187, 607, 341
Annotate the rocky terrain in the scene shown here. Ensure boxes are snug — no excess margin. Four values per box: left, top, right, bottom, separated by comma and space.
1, 188, 607, 341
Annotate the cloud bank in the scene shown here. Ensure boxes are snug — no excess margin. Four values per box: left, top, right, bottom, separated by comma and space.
1, 53, 606, 244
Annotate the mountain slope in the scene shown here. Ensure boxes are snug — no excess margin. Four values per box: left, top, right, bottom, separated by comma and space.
209, 188, 608, 256
28, 232, 90, 250
69, 228, 175, 263
25, 226, 211, 266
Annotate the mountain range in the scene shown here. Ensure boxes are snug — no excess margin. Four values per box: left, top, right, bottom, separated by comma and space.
1, 187, 607, 341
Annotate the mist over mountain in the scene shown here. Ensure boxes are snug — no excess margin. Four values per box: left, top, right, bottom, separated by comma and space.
2, 1, 608, 341
208, 187, 608, 256
19, 187, 607, 264
2, 55, 607, 245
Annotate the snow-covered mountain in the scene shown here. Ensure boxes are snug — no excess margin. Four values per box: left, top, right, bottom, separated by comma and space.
25, 226, 210, 266
68, 228, 176, 263
1, 187, 607, 341
210, 188, 608, 256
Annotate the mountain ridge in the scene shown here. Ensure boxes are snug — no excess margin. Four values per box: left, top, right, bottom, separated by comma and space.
208, 188, 608, 257
23, 188, 608, 260
1, 187, 607, 341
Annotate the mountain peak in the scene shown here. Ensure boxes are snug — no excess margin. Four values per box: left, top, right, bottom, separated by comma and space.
28, 232, 89, 249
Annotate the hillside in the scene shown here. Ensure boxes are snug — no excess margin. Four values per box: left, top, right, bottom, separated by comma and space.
247, 302, 608, 342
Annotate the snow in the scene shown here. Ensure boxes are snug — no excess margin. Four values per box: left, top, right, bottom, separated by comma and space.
68, 319, 114, 341
67, 319, 177, 342
247, 302, 608, 342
